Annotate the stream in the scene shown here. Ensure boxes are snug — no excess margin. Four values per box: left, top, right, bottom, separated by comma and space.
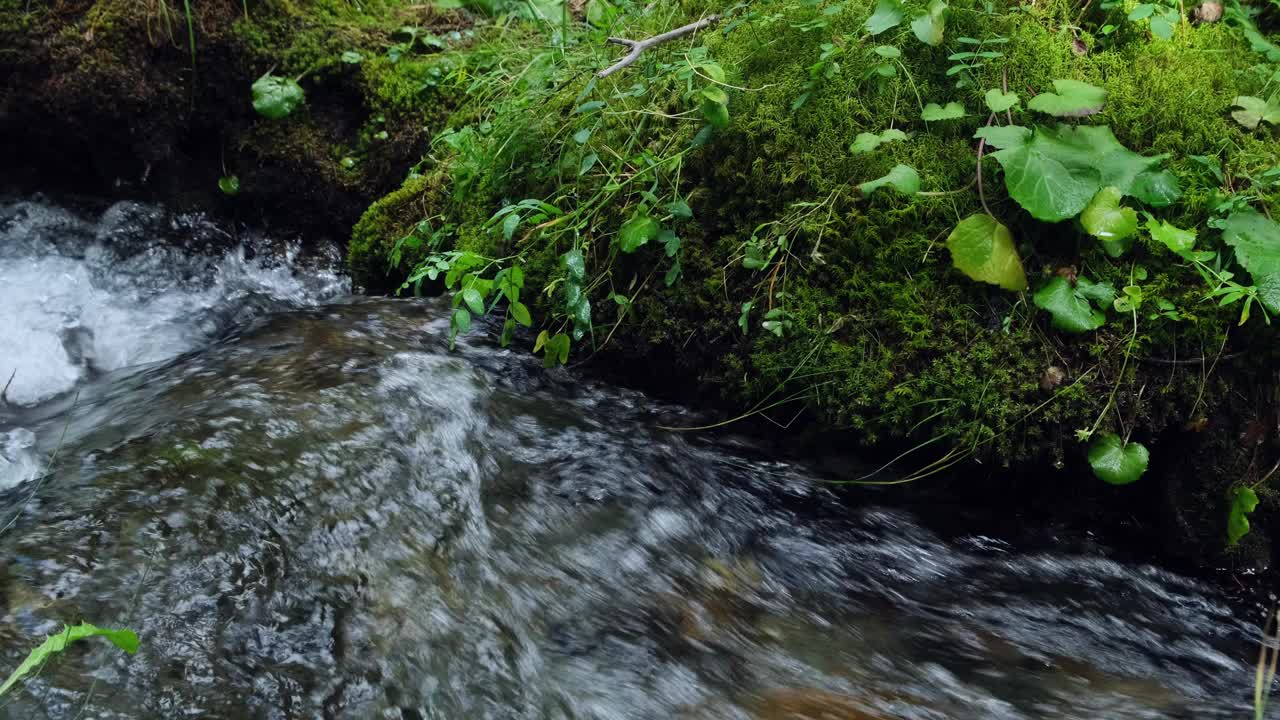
0, 197, 1273, 719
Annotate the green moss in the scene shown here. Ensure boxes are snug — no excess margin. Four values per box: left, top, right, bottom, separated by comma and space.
347, 0, 1280, 484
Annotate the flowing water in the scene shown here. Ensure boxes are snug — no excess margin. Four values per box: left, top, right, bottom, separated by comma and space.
0, 197, 1272, 719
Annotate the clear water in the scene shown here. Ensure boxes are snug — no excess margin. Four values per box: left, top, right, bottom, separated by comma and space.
0, 199, 1271, 719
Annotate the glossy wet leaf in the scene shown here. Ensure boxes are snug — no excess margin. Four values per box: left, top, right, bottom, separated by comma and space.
1081, 186, 1138, 257
1221, 211, 1280, 313
560, 248, 586, 283
251, 74, 305, 120
864, 0, 904, 35
1033, 276, 1110, 332
1131, 169, 1181, 207
944, 214, 1027, 291
619, 213, 660, 253
921, 102, 965, 121
983, 88, 1020, 113
218, 175, 240, 196
461, 288, 484, 315
910, 0, 947, 46
1228, 486, 1260, 546
1087, 433, 1149, 485
1026, 79, 1106, 117
510, 301, 532, 327
0, 623, 138, 698
858, 164, 920, 196
849, 128, 908, 154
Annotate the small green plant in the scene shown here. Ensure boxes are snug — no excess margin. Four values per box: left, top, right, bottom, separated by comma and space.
1100, 0, 1183, 39
217, 175, 240, 196
251, 73, 305, 119
0, 623, 139, 698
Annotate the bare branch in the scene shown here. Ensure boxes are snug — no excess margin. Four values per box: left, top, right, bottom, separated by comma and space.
596, 15, 721, 79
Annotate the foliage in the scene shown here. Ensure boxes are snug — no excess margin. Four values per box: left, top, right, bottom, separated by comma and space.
251, 74, 305, 119
944, 214, 1026, 291
1033, 276, 1115, 332
1228, 485, 1260, 545
0, 623, 139, 698
218, 175, 241, 196
1026, 79, 1107, 118
1086, 432, 1149, 485
1232, 93, 1280, 130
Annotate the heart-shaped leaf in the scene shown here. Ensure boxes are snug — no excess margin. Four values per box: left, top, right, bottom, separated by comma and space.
1227, 486, 1260, 546
974, 125, 1031, 149
944, 214, 1027, 291
1231, 94, 1280, 130
251, 74, 306, 120
1027, 79, 1107, 117
1033, 275, 1113, 332
218, 175, 240, 196
984, 88, 1020, 113
921, 102, 966, 121
858, 164, 920, 196
1147, 218, 1197, 257
865, 0, 905, 35
910, 0, 947, 46
1080, 186, 1138, 257
1087, 433, 1149, 485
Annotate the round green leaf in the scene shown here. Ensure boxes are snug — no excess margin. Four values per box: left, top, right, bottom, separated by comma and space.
864, 0, 905, 35
944, 214, 1027, 291
910, 0, 947, 46
858, 164, 919, 196
701, 98, 730, 129
251, 74, 306, 120
983, 88, 1020, 113
1146, 219, 1197, 257
1087, 432, 1149, 485
921, 102, 965, 121
218, 175, 240, 196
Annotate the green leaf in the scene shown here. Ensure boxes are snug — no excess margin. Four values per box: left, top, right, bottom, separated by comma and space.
452, 307, 472, 334
973, 125, 1031, 149
578, 152, 599, 176
858, 164, 920, 196
1080, 186, 1138, 257
944, 214, 1027, 291
873, 45, 901, 58
533, 329, 549, 352
1230, 94, 1280, 130
1026, 79, 1107, 117
988, 125, 1167, 222
341, 50, 363, 64
701, 98, 730, 129
542, 332, 571, 367
666, 199, 693, 220
910, 0, 947, 46
560, 248, 586, 283
1221, 211, 1280, 276
585, 0, 617, 27
575, 100, 606, 114
921, 101, 966, 121
1130, 169, 1182, 207
1087, 433, 1149, 485
665, 258, 682, 286
510, 299, 533, 326
1147, 218, 1197, 257
1228, 486, 1260, 546
573, 128, 592, 144
700, 86, 729, 105
619, 213, 660, 252
461, 288, 484, 315
502, 212, 521, 241
983, 88, 1020, 113
1034, 276, 1109, 332
864, 0, 904, 35
849, 128, 908, 154
251, 74, 306, 120
218, 175, 240, 196
661, 229, 681, 256
0, 623, 139, 698
738, 301, 753, 334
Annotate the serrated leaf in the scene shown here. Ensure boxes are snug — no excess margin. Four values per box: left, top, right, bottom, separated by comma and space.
1081, 186, 1138, 257
974, 125, 1031, 149
0, 623, 139, 698
921, 102, 966, 121
251, 74, 305, 120
1228, 486, 1260, 546
910, 0, 947, 46
1087, 433, 1149, 485
619, 213, 660, 252
864, 0, 904, 35
1221, 211, 1280, 313
1034, 276, 1108, 332
984, 88, 1020, 113
858, 164, 920, 196
1027, 79, 1106, 117
944, 214, 1027, 291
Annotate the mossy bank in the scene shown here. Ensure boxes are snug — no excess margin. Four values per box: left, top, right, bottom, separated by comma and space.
4, 0, 1280, 570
